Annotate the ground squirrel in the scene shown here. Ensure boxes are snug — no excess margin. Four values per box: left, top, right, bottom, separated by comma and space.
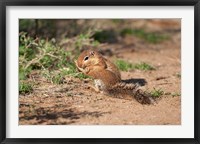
75, 50, 154, 104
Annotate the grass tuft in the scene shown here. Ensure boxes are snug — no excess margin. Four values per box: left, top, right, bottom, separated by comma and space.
134, 62, 155, 71
171, 92, 181, 97
19, 82, 33, 94
115, 59, 155, 71
150, 88, 164, 97
115, 59, 133, 71
120, 28, 169, 44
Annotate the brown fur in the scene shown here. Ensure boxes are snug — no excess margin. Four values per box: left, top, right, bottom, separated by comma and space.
75, 50, 154, 104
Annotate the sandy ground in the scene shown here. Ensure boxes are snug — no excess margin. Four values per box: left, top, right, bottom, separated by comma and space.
19, 19, 181, 125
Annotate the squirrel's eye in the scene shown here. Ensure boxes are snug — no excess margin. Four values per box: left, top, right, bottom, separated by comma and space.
84, 56, 89, 61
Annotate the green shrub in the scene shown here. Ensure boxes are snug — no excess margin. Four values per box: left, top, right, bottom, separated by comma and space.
19, 32, 93, 89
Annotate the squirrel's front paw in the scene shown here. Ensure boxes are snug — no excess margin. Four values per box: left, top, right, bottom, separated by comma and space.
84, 67, 90, 73
74, 60, 84, 72
74, 60, 90, 74
74, 60, 79, 69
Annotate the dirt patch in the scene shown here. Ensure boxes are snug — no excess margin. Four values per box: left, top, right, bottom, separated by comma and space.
19, 20, 181, 125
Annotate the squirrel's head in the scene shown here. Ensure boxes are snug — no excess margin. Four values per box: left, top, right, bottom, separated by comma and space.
77, 50, 101, 69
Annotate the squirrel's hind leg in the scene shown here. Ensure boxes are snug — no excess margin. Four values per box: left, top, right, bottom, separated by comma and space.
83, 80, 104, 93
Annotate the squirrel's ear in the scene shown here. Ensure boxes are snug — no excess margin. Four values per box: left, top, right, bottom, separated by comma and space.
90, 51, 95, 55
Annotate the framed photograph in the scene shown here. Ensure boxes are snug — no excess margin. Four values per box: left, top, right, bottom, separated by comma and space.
0, 0, 199, 143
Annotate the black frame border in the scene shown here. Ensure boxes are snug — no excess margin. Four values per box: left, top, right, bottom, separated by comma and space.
0, 0, 199, 144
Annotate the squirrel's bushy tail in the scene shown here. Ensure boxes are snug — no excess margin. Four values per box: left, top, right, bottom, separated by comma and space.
108, 82, 155, 104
